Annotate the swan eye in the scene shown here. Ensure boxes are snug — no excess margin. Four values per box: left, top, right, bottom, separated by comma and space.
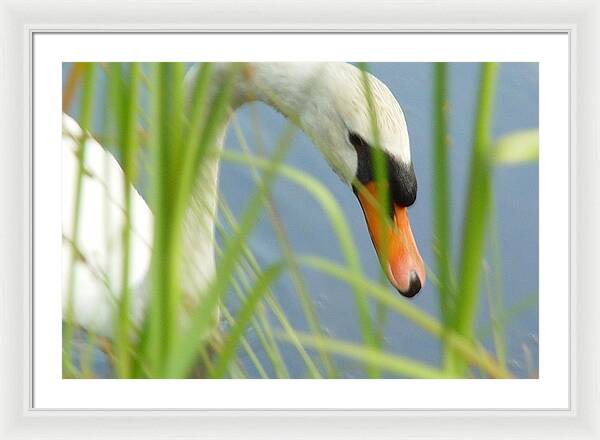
349, 130, 417, 208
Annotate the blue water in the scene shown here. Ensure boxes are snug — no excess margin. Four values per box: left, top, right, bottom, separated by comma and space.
64, 62, 539, 378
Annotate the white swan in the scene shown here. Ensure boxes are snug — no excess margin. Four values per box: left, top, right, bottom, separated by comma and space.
62, 62, 425, 338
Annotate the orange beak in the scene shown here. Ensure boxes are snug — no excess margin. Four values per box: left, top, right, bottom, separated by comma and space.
355, 182, 426, 297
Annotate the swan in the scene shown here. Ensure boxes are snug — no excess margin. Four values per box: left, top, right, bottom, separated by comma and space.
62, 62, 426, 338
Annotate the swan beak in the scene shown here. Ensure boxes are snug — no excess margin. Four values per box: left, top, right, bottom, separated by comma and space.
355, 182, 426, 298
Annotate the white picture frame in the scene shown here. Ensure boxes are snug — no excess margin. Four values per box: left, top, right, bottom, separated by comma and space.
0, 0, 595, 438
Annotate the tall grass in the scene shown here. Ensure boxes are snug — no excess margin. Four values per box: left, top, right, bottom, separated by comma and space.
449, 63, 499, 375
63, 62, 95, 376
455, 63, 499, 336
62, 62, 538, 379
109, 62, 140, 378
432, 62, 457, 372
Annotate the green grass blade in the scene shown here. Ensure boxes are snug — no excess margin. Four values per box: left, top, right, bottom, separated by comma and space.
143, 62, 167, 376
143, 62, 217, 377
163, 63, 187, 355
492, 129, 539, 165
113, 63, 141, 377
278, 332, 449, 379
179, 64, 238, 204
432, 63, 454, 323
210, 262, 286, 378
176, 63, 215, 207
63, 62, 96, 376
432, 62, 461, 374
454, 62, 499, 338
486, 192, 507, 367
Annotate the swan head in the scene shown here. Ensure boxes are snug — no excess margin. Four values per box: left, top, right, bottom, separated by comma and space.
296, 64, 426, 297
221, 62, 425, 297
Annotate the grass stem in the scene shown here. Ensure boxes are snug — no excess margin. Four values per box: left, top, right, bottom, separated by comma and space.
451, 62, 499, 374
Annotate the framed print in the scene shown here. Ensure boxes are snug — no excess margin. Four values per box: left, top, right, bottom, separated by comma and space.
0, 0, 598, 438
35, 33, 561, 409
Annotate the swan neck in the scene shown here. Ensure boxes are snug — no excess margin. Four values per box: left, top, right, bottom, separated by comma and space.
181, 63, 320, 297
